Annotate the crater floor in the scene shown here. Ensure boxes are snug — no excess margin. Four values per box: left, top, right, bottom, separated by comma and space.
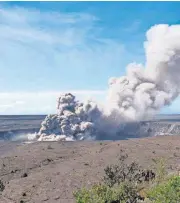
0, 135, 179, 203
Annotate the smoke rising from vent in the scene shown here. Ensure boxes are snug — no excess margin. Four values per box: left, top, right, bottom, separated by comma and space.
107, 24, 180, 121
30, 24, 180, 141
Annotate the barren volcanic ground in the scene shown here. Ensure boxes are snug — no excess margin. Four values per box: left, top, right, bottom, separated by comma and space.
0, 136, 179, 203
0, 115, 180, 203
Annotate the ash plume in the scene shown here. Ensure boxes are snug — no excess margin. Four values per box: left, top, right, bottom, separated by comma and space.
107, 24, 180, 121
30, 24, 180, 141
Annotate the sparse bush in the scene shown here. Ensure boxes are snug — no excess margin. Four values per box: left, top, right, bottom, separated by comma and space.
0, 179, 5, 192
74, 182, 140, 203
47, 144, 53, 149
103, 154, 155, 187
151, 158, 167, 184
21, 173, 28, 178
74, 154, 179, 203
147, 175, 180, 203
74, 153, 156, 203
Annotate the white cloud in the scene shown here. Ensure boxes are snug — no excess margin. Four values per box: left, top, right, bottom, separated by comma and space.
0, 6, 179, 115
123, 20, 142, 33
0, 90, 106, 114
0, 5, 126, 114
0, 6, 97, 46
0, 5, 126, 94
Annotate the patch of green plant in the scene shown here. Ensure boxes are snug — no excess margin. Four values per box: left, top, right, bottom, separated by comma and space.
74, 182, 140, 203
74, 153, 156, 203
147, 175, 180, 203
74, 153, 180, 203
151, 157, 167, 184
103, 153, 155, 188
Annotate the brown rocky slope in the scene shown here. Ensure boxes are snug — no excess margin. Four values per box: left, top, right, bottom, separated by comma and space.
0, 135, 179, 203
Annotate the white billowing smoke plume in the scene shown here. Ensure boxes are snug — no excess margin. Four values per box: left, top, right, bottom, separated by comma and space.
107, 24, 180, 121
30, 24, 180, 141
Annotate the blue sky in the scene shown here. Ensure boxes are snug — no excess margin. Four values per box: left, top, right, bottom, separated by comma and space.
0, 1, 180, 114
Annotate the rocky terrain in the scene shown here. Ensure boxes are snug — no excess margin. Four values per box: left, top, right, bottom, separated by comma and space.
0, 135, 179, 203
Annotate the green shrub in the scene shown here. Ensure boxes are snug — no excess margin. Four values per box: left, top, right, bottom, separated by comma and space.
151, 158, 167, 184
103, 153, 155, 188
74, 182, 140, 203
74, 153, 152, 203
147, 175, 180, 203
74, 153, 179, 203
103, 154, 142, 187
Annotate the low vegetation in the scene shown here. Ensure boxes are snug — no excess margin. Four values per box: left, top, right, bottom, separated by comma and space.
74, 153, 180, 203
0, 179, 5, 192
147, 175, 180, 203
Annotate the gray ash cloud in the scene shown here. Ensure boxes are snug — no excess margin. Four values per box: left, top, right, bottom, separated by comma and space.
30, 24, 180, 141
